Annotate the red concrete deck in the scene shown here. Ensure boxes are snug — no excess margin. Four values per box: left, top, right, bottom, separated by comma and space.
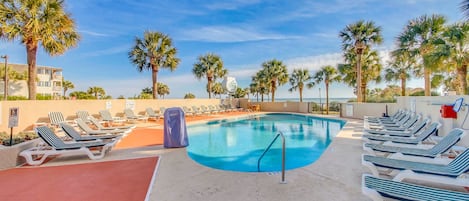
0, 157, 158, 201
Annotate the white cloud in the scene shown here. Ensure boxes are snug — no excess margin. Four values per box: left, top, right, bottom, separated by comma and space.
179, 26, 299, 43
82, 45, 130, 57
205, 0, 262, 10
79, 30, 109, 37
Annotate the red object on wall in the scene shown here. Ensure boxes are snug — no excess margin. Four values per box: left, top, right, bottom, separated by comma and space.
440, 105, 457, 118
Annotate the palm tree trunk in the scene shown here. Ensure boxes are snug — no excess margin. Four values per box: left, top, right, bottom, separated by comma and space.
207, 77, 212, 99
271, 81, 276, 102
325, 82, 329, 115
361, 82, 367, 102
152, 66, 158, 99
424, 68, 431, 96
26, 42, 38, 100
457, 64, 468, 95
356, 52, 362, 103
401, 77, 406, 96
299, 87, 303, 102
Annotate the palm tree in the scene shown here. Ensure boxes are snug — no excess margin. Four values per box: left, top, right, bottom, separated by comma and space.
184, 93, 195, 99
432, 22, 469, 95
460, 0, 469, 18
397, 14, 446, 96
360, 50, 383, 102
251, 70, 270, 102
192, 53, 227, 99
212, 82, 225, 98
261, 59, 288, 102
157, 82, 170, 98
288, 69, 312, 102
0, 0, 80, 100
313, 65, 341, 114
62, 79, 75, 98
233, 87, 247, 98
384, 49, 415, 96
87, 86, 106, 99
0, 64, 27, 100
338, 49, 382, 102
129, 31, 180, 99
339, 20, 383, 102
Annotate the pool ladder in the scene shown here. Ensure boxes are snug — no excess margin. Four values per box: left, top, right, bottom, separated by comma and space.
257, 131, 286, 184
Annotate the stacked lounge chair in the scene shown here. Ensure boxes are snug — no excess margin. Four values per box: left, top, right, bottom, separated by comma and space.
362, 174, 469, 201
362, 122, 441, 144
60, 122, 122, 141
20, 126, 116, 165
124, 108, 148, 122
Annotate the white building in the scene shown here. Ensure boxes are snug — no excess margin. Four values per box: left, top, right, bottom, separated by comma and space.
0, 63, 63, 99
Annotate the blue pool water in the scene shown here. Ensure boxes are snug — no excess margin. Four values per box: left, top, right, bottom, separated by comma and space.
186, 113, 346, 172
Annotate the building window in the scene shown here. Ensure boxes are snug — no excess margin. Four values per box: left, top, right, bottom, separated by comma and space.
37, 81, 50, 87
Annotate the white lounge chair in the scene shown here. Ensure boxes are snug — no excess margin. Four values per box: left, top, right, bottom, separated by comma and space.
362, 148, 469, 188
362, 174, 469, 201
99, 110, 126, 125
146, 107, 162, 121
89, 116, 135, 131
124, 108, 148, 122
48, 111, 75, 127
60, 122, 122, 141
76, 118, 130, 135
20, 126, 116, 165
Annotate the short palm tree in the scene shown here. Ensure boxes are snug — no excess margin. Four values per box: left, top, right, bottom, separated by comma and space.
193, 53, 227, 99
0, 0, 80, 100
288, 69, 312, 102
62, 79, 75, 98
157, 82, 170, 98
87, 86, 106, 99
261, 59, 288, 102
313, 65, 341, 114
360, 50, 382, 102
184, 93, 195, 99
385, 49, 415, 96
212, 82, 225, 98
397, 14, 446, 96
251, 70, 270, 102
129, 31, 180, 99
339, 20, 383, 102
432, 22, 469, 95
338, 49, 382, 102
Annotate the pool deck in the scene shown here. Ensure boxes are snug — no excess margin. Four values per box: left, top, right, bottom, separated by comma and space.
152, 115, 369, 201
28, 113, 371, 201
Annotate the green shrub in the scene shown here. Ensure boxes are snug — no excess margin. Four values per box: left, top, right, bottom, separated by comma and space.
0, 131, 38, 146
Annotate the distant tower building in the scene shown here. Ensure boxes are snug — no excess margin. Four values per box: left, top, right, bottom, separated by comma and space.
0, 63, 63, 99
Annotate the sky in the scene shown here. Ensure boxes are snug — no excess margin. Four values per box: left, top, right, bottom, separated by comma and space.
0, 0, 465, 99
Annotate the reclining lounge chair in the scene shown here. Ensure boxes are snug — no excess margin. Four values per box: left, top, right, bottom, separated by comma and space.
20, 126, 116, 165
362, 174, 469, 201
60, 122, 122, 141
362, 122, 441, 144
362, 148, 469, 187
363, 128, 465, 158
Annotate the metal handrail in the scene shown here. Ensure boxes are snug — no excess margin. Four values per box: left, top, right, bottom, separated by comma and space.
257, 131, 286, 183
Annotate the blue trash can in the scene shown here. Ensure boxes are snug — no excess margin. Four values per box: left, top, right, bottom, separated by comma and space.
163, 107, 189, 148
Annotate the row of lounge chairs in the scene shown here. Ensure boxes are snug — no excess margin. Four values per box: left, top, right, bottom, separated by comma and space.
21, 109, 140, 165
360, 109, 469, 200
182, 104, 244, 116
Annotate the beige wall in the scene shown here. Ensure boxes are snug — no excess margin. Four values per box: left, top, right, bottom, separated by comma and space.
0, 99, 221, 133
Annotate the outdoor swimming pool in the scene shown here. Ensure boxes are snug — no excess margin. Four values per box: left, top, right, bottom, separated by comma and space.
186, 113, 346, 172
